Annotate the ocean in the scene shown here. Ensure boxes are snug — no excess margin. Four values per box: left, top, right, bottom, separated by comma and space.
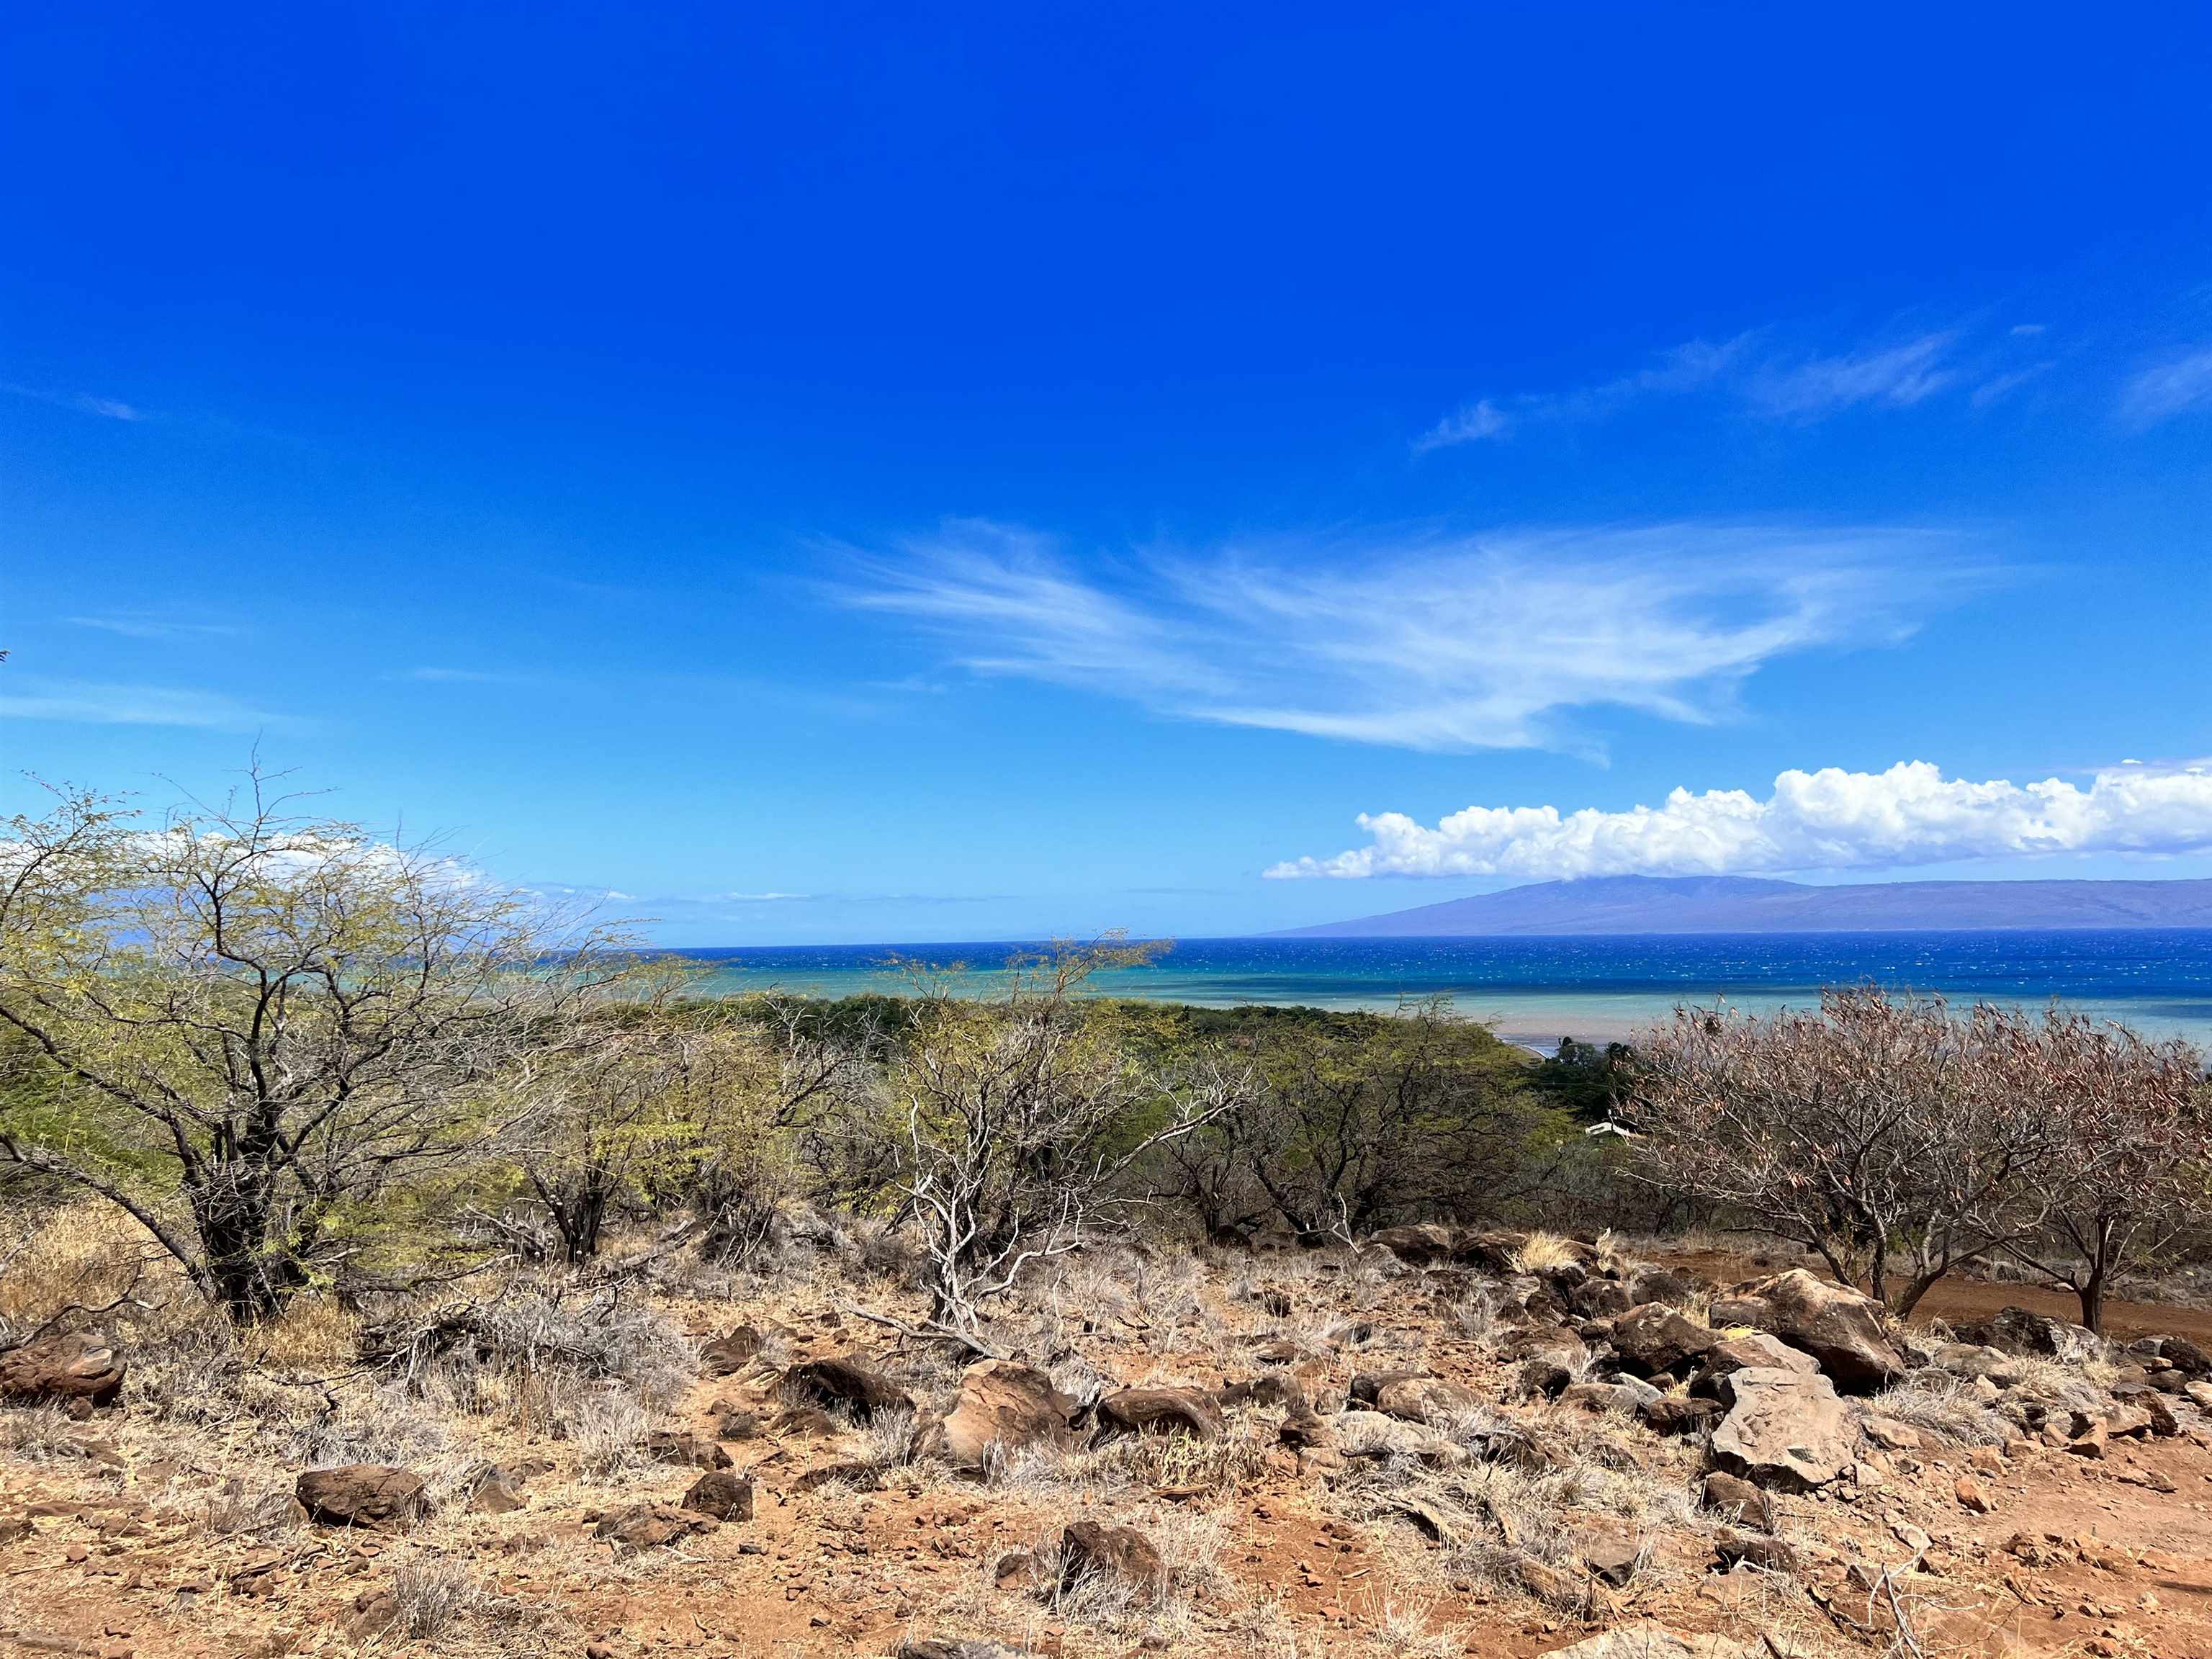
667, 930, 2212, 1049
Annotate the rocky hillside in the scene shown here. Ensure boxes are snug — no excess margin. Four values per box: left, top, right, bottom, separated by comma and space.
3, 1213, 2209, 1658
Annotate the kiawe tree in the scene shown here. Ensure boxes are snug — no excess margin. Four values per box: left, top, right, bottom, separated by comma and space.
0, 775, 626, 1322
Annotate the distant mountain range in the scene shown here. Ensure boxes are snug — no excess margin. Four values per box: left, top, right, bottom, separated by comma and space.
1272, 875, 2212, 938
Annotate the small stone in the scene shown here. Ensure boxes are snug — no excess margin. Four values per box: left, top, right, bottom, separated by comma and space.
681, 1470, 755, 1521
1859, 1416, 1922, 1452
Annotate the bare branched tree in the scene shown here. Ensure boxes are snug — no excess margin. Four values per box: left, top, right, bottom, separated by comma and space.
878, 940, 1243, 1346
0, 773, 630, 1321
1627, 989, 2060, 1314
2000, 1012, 2211, 1331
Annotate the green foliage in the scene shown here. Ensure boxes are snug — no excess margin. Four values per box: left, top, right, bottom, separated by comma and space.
1526, 1037, 1640, 1124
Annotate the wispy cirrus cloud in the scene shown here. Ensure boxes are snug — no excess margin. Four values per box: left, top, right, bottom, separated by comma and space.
392, 666, 534, 685
2117, 346, 2212, 428
842, 519, 1989, 755
1743, 333, 1960, 418
1267, 760, 2212, 879
1414, 323, 2023, 451
0, 677, 283, 731
4, 383, 144, 421
68, 613, 240, 640
1410, 398, 1510, 454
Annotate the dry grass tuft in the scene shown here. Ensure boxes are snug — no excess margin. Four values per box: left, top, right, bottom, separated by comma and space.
1368, 1594, 1466, 1658
566, 1385, 650, 1481
390, 1552, 521, 1639
1863, 1375, 2011, 1447
1337, 1432, 1699, 1611
1442, 1287, 1502, 1346
204, 1478, 303, 1540
1509, 1231, 1581, 1274
0, 1403, 84, 1461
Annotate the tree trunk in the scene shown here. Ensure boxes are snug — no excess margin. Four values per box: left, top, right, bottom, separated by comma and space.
195, 1187, 287, 1323
2076, 1214, 2125, 1335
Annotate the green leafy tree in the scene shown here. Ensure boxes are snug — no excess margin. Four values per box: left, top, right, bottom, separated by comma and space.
0, 775, 626, 1321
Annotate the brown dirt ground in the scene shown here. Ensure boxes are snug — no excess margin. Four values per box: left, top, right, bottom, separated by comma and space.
11, 1248, 2212, 1659
1662, 1246, 2212, 1346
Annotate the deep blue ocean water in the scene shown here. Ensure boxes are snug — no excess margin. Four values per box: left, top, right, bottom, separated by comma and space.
667, 931, 2212, 1048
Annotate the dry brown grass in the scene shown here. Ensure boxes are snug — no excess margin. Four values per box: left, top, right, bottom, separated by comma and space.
1508, 1230, 1582, 1274
241, 1294, 361, 1375
0, 1199, 163, 1331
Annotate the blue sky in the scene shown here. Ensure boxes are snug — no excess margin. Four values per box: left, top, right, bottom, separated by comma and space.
4, 4, 2211, 943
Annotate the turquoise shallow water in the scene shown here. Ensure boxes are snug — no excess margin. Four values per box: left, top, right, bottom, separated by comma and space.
665, 931, 2212, 1048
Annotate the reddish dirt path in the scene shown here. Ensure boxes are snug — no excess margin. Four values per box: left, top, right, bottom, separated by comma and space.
1663, 1247, 2212, 1344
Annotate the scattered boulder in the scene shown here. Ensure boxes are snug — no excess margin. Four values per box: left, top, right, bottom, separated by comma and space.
1215, 1371, 1307, 1411
1503, 1326, 1591, 1370
899, 1642, 1030, 1659
1699, 1470, 1776, 1531
1452, 1229, 1528, 1274
1933, 1344, 2020, 1387
2162, 1336, 2212, 1377
1712, 1270, 1904, 1391
1965, 1306, 2103, 1365
1060, 1520, 1166, 1596
680, 1469, 755, 1521
645, 1429, 732, 1469
1714, 1529, 1797, 1573
1367, 1223, 1459, 1265
595, 1501, 716, 1550
463, 1463, 529, 1514
1579, 1528, 1642, 1587
1372, 1375, 1485, 1424
1691, 1334, 1817, 1398
295, 1465, 427, 1529
783, 1354, 912, 1421
1562, 1379, 1660, 1416
1639, 1394, 1723, 1437
930, 1359, 1079, 1470
1611, 1305, 1719, 1378
1954, 1475, 1995, 1514
1094, 1385, 1223, 1442
0, 1331, 125, 1408
699, 1326, 766, 1377
1709, 1367, 1855, 1491
1859, 1416, 1923, 1452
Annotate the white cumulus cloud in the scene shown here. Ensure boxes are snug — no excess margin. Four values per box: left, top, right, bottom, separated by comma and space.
1266, 760, 2212, 879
